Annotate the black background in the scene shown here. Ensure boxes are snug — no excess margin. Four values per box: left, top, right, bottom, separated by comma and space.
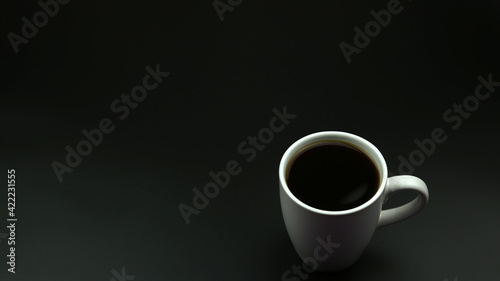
1, 0, 499, 280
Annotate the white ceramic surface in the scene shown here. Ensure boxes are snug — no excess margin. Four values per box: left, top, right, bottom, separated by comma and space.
279, 131, 429, 272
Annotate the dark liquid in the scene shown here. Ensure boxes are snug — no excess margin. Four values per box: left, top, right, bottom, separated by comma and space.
287, 142, 379, 211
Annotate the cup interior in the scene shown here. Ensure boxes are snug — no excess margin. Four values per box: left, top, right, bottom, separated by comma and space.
280, 131, 388, 214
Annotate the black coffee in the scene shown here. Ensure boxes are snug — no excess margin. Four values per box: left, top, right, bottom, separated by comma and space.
287, 141, 379, 211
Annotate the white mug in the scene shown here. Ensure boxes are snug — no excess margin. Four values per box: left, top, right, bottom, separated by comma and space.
279, 131, 429, 272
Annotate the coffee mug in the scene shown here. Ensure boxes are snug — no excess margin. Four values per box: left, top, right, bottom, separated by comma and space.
279, 131, 429, 272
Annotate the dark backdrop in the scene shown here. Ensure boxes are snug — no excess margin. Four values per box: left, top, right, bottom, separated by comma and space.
1, 0, 499, 280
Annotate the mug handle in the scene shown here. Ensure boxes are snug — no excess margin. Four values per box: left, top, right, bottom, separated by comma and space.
377, 175, 429, 228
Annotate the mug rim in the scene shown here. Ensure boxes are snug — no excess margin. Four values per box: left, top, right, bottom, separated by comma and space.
279, 131, 388, 215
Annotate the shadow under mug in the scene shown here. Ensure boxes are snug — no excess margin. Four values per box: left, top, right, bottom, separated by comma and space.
279, 131, 429, 272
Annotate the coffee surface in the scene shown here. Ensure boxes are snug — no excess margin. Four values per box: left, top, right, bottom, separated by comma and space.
287, 142, 379, 211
